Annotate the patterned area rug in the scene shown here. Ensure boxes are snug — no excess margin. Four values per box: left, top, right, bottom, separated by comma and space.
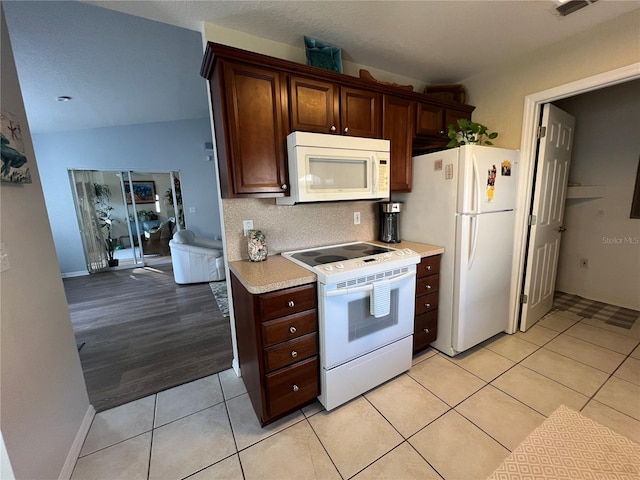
488, 405, 640, 480
553, 291, 639, 329
209, 281, 229, 318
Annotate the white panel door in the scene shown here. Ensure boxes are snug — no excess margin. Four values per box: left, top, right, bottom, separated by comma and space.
520, 104, 575, 331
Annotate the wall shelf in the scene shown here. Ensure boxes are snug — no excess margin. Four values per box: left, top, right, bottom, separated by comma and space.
566, 185, 606, 199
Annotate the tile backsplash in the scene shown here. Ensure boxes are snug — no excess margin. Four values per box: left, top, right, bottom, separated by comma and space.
223, 198, 379, 261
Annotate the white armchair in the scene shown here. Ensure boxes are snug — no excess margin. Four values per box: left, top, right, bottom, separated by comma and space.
169, 230, 226, 284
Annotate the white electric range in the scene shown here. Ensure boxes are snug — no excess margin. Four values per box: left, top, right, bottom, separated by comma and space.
282, 242, 420, 410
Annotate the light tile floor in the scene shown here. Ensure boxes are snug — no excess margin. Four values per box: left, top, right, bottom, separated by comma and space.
71, 310, 640, 480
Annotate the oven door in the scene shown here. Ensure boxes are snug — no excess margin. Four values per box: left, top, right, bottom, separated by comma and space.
319, 267, 416, 369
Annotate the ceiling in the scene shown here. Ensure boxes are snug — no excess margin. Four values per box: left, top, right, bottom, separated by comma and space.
4, 0, 639, 134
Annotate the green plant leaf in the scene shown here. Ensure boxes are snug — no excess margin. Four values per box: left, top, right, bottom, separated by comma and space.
488, 132, 498, 139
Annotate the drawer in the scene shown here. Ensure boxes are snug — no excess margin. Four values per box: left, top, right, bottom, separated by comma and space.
261, 310, 317, 347
416, 274, 439, 296
259, 283, 317, 321
264, 333, 318, 372
415, 291, 439, 316
417, 255, 441, 278
413, 310, 438, 353
266, 356, 319, 418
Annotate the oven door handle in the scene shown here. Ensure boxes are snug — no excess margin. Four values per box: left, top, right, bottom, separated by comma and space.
325, 270, 415, 297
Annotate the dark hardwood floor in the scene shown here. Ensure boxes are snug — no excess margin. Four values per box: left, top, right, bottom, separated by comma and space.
63, 264, 233, 412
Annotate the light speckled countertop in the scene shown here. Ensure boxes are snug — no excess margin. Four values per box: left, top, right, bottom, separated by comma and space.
229, 240, 444, 294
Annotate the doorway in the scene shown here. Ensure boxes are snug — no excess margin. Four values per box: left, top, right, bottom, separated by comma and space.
511, 64, 640, 333
69, 169, 184, 272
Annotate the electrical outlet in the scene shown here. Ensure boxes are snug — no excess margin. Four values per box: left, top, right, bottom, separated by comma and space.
580, 258, 589, 269
353, 212, 361, 225
242, 220, 254, 236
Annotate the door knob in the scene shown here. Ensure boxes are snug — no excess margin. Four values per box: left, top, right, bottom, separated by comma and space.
558, 226, 567, 232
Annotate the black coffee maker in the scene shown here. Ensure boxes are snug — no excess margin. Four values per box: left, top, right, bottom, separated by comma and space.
379, 202, 402, 243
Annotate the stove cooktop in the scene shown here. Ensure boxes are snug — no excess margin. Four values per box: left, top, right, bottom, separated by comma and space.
289, 242, 396, 267
282, 241, 420, 284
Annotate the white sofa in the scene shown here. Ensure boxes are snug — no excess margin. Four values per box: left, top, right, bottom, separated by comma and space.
169, 230, 225, 284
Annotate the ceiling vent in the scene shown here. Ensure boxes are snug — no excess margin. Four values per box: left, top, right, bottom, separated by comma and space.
555, 0, 599, 17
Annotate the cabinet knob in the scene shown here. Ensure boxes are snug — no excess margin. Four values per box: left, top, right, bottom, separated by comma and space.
330, 125, 337, 132
425, 303, 431, 308
424, 328, 430, 334
289, 326, 297, 334
426, 285, 432, 290
343, 127, 349, 134
287, 300, 295, 308
292, 384, 299, 392
281, 184, 288, 190
291, 350, 298, 358
439, 130, 445, 136
426, 265, 432, 271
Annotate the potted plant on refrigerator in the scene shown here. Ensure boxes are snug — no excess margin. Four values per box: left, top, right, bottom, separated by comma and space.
94, 183, 120, 267
446, 119, 498, 147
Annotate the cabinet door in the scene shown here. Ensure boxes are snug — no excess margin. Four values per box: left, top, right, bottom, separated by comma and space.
382, 95, 415, 192
444, 108, 471, 132
289, 76, 339, 134
341, 87, 381, 138
415, 102, 445, 138
221, 61, 289, 196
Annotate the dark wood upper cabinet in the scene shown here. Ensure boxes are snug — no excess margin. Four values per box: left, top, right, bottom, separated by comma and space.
289, 76, 339, 134
289, 77, 380, 138
201, 42, 474, 196
340, 87, 381, 138
211, 60, 289, 198
383, 95, 415, 192
416, 102, 446, 138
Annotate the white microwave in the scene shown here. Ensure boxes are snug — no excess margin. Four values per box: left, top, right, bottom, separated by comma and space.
276, 131, 391, 205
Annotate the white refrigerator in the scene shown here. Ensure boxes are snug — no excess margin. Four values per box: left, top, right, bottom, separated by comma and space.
396, 145, 519, 356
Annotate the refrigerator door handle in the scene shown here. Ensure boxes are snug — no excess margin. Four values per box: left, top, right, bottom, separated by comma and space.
468, 215, 479, 269
473, 157, 480, 214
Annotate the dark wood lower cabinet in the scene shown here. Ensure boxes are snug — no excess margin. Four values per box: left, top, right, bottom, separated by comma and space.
231, 273, 319, 426
413, 255, 441, 354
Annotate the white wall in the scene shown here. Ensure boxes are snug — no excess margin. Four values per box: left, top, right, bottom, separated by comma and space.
33, 118, 221, 275
462, 10, 640, 149
1, 7, 91, 479
554, 80, 640, 309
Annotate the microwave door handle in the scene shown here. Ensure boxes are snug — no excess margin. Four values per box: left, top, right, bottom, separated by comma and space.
325, 270, 415, 297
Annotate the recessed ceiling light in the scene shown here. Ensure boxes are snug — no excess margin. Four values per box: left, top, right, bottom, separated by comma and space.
56, 96, 72, 102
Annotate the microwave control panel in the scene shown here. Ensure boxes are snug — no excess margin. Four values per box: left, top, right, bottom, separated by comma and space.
378, 158, 390, 193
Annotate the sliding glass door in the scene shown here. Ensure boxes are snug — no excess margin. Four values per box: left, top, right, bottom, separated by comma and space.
69, 169, 183, 272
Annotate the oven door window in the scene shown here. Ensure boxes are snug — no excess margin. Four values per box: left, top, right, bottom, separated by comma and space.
348, 290, 398, 341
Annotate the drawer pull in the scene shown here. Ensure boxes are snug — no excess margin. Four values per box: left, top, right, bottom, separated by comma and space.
291, 350, 298, 358
425, 303, 431, 308
426, 285, 432, 290
292, 384, 299, 392
287, 300, 295, 308
424, 328, 430, 334
289, 326, 297, 334
426, 265, 432, 271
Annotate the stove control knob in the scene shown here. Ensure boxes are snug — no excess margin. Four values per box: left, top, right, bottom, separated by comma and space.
335, 263, 344, 269
324, 265, 333, 271
404, 248, 413, 254
396, 250, 405, 256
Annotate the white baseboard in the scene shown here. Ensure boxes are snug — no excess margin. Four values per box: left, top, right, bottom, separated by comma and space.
61, 270, 89, 278
58, 404, 95, 480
